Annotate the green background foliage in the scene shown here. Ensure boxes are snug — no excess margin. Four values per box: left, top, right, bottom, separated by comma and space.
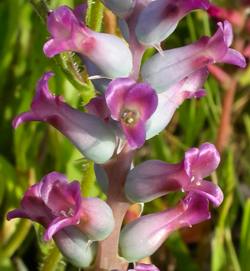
0, 0, 249, 270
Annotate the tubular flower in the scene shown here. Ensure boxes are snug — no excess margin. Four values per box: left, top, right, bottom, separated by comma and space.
145, 68, 208, 139
105, 78, 158, 149
125, 143, 223, 205
119, 192, 211, 261
142, 20, 246, 93
135, 0, 210, 46
12, 72, 117, 164
43, 5, 132, 79
7, 172, 114, 267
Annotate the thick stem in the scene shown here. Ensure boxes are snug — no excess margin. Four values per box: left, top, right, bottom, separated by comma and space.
208, 65, 237, 153
93, 147, 134, 271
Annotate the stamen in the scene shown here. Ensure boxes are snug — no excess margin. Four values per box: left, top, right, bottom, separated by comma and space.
59, 208, 74, 217
121, 109, 139, 125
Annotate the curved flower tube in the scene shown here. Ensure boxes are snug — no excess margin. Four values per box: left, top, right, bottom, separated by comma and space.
105, 78, 158, 149
43, 6, 132, 79
119, 192, 211, 261
142, 20, 246, 93
145, 68, 208, 139
53, 226, 96, 267
125, 143, 223, 206
7, 172, 114, 266
135, 0, 210, 46
12, 72, 117, 164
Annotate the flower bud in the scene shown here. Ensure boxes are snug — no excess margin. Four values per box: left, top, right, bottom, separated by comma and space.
119, 193, 210, 261
54, 226, 96, 267
12, 72, 117, 164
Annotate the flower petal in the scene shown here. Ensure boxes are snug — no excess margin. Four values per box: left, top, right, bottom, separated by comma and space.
141, 21, 245, 93
119, 193, 210, 261
122, 119, 146, 149
54, 226, 96, 268
184, 143, 220, 179
145, 68, 208, 139
123, 83, 158, 121
105, 78, 136, 120
13, 73, 117, 164
125, 160, 182, 203
187, 180, 224, 207
78, 198, 115, 241
135, 0, 210, 46
44, 6, 133, 78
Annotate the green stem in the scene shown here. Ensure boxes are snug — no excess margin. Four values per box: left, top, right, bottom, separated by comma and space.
0, 220, 31, 259
29, 0, 49, 22
87, 0, 105, 31
40, 247, 62, 271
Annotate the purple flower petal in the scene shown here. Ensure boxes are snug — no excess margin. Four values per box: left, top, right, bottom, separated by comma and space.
105, 78, 136, 120
184, 143, 220, 179
7, 172, 115, 243
105, 78, 158, 149
85, 96, 110, 121
119, 193, 210, 261
126, 160, 182, 203
53, 226, 96, 267
135, 0, 210, 46
145, 68, 208, 139
142, 21, 246, 93
13, 72, 117, 164
187, 180, 224, 207
125, 143, 223, 205
73, 4, 87, 22
44, 6, 132, 78
123, 83, 158, 121
122, 119, 146, 149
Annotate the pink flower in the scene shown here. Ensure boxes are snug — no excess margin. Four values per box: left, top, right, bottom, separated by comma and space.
105, 78, 158, 149
43, 6, 132, 79
119, 192, 211, 261
7, 172, 114, 267
125, 143, 223, 206
142, 21, 246, 93
12, 72, 117, 164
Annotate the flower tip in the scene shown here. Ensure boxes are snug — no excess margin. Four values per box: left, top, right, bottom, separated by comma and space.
43, 40, 57, 58
12, 116, 20, 129
213, 186, 224, 207
43, 232, 51, 242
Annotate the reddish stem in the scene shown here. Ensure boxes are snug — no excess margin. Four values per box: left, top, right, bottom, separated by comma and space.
208, 65, 237, 153
93, 147, 134, 271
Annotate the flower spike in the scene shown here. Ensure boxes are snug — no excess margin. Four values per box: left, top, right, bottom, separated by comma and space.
12, 72, 117, 164
44, 6, 132, 78
125, 143, 223, 206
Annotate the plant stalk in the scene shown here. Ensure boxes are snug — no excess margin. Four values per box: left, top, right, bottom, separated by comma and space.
93, 147, 134, 271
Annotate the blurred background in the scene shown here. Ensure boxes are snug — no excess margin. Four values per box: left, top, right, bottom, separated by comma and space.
0, 0, 250, 270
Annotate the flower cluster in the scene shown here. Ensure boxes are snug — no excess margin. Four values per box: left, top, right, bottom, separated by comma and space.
8, 0, 246, 270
